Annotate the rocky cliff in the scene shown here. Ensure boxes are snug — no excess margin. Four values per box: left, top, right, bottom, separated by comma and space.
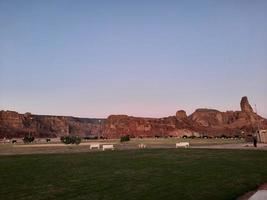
0, 96, 266, 139
104, 96, 267, 138
0, 111, 104, 138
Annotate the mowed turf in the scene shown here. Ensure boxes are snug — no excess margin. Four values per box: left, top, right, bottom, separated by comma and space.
1, 149, 267, 200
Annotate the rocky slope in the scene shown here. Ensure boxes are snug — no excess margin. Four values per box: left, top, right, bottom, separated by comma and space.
0, 96, 266, 139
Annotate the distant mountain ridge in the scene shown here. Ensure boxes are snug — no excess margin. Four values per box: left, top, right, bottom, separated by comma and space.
1, 96, 266, 139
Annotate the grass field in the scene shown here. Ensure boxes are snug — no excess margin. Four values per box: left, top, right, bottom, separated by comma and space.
0, 138, 246, 155
1, 149, 267, 200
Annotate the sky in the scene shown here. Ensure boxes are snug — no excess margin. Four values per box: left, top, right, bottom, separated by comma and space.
0, 0, 267, 118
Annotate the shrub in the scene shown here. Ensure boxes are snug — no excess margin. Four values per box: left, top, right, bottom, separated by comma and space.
120, 135, 130, 142
83, 136, 98, 140
74, 136, 81, 145
60, 136, 81, 145
188, 135, 196, 139
245, 135, 253, 142
23, 134, 35, 143
234, 135, 241, 139
220, 134, 227, 139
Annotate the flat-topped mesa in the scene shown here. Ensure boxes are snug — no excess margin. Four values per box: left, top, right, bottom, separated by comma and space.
176, 110, 187, 120
240, 96, 253, 113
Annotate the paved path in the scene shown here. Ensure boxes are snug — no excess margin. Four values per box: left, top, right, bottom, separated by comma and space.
249, 184, 267, 200
237, 184, 267, 200
249, 190, 267, 200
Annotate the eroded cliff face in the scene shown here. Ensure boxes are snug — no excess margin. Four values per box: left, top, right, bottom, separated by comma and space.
103, 97, 267, 138
104, 115, 187, 138
188, 96, 267, 136
0, 111, 104, 138
0, 111, 27, 138
0, 96, 266, 138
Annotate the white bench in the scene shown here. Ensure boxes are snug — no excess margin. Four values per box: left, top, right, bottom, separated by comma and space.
89, 143, 100, 149
176, 142, 190, 148
138, 144, 146, 149
102, 144, 114, 151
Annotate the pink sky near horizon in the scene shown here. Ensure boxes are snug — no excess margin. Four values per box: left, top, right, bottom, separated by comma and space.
0, 1, 266, 119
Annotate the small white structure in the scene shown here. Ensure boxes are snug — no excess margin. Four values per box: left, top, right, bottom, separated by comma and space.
138, 144, 146, 149
89, 143, 100, 149
176, 142, 190, 148
258, 130, 267, 143
102, 144, 115, 151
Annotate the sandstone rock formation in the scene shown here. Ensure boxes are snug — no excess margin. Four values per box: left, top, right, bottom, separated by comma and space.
103, 97, 267, 138
0, 111, 104, 138
104, 115, 185, 138
240, 96, 254, 113
188, 97, 266, 137
0, 97, 266, 139
176, 110, 187, 120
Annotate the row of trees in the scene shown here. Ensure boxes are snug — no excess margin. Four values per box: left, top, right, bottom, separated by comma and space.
21, 134, 82, 145
22, 134, 130, 144
19, 133, 243, 144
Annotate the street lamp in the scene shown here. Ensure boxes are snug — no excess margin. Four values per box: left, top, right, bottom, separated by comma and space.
98, 119, 101, 140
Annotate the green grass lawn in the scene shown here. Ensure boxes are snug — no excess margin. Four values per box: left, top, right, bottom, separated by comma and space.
0, 149, 267, 200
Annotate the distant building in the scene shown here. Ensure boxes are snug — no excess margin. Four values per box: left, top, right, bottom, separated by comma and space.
257, 130, 267, 143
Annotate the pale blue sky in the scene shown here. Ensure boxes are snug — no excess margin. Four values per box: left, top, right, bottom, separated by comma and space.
0, 0, 267, 118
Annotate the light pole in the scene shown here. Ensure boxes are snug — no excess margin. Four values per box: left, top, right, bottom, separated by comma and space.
98, 119, 101, 140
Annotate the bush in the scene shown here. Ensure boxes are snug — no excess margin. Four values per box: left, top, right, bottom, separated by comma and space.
220, 134, 227, 139
60, 136, 81, 145
74, 136, 81, 145
23, 134, 35, 143
83, 136, 98, 140
234, 135, 241, 139
188, 135, 196, 139
120, 135, 130, 142
245, 135, 253, 142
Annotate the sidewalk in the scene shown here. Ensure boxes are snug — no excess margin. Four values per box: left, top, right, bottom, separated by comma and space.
249, 190, 267, 200
237, 184, 267, 200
